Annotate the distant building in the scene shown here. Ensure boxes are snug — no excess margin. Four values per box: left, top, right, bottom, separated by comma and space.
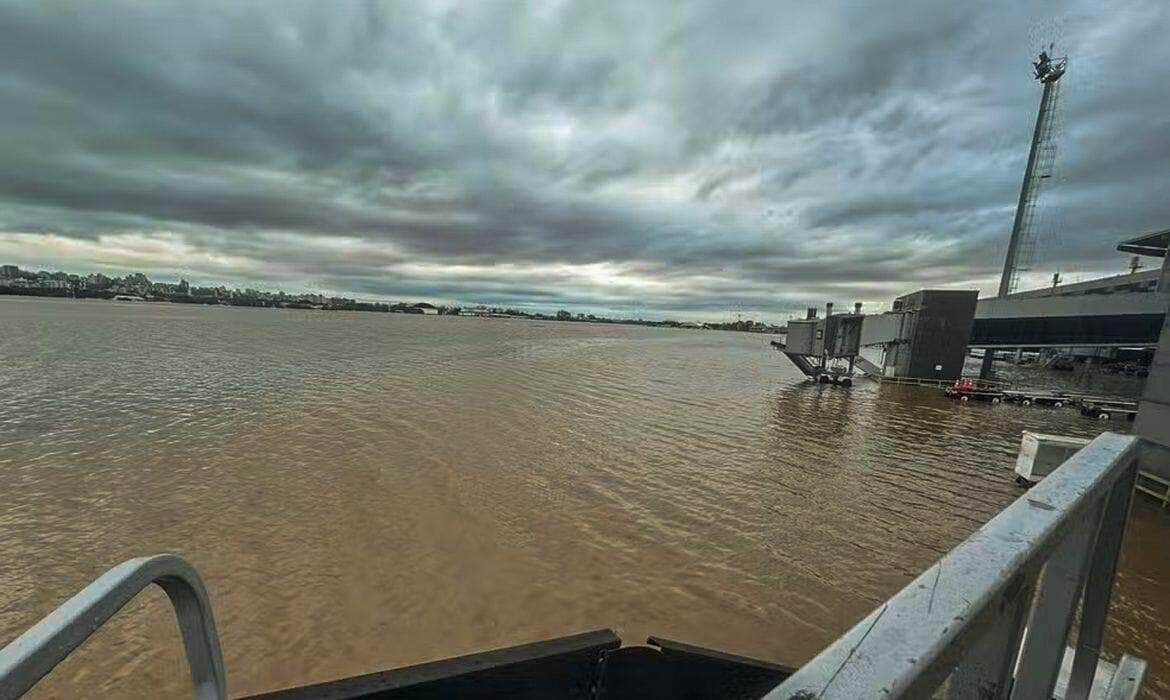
83, 273, 112, 290
0, 265, 19, 278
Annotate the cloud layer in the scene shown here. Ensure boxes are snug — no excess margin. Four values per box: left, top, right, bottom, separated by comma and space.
1, 1, 1168, 319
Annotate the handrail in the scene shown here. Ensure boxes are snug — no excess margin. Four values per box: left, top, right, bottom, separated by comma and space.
0, 554, 226, 700
766, 432, 1142, 699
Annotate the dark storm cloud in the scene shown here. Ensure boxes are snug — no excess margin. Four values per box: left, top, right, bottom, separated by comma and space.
1, 0, 1168, 318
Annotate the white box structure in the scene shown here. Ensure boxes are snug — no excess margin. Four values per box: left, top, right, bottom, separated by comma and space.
1015, 431, 1092, 483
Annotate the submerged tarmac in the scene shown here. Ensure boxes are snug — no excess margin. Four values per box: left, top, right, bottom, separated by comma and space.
0, 297, 1166, 697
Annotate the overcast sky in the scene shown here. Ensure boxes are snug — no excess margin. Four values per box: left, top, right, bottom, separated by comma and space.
1, 1, 1167, 319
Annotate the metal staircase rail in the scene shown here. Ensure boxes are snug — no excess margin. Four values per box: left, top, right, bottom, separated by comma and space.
766, 432, 1143, 700
0, 554, 226, 700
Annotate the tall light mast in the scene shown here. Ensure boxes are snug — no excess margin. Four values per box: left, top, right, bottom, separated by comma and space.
998, 47, 1067, 297
981, 48, 1066, 378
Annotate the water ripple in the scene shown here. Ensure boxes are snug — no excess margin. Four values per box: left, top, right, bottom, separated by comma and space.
0, 297, 1165, 697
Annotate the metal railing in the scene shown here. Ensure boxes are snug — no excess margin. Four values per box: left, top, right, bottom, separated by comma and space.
0, 554, 226, 700
767, 431, 1143, 699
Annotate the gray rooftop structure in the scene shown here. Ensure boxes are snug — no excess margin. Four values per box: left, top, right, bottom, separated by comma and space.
1117, 228, 1170, 258
1003, 269, 1160, 300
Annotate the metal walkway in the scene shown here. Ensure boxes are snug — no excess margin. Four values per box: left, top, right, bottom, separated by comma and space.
852, 355, 883, 377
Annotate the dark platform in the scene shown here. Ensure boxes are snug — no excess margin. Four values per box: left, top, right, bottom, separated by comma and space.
244, 630, 793, 700
970, 313, 1166, 348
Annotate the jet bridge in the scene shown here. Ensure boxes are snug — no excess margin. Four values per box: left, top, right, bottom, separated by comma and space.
773, 290, 979, 383
770, 302, 865, 386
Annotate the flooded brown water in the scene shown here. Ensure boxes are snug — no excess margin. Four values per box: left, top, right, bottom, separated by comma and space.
1, 297, 1167, 698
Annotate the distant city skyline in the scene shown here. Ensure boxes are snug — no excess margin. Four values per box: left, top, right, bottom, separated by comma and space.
0, 262, 784, 330
0, 261, 471, 310
1, 2, 1168, 321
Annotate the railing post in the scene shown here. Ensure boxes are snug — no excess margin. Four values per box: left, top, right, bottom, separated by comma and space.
1009, 499, 1104, 700
0, 555, 226, 700
1065, 461, 1139, 700
945, 572, 1035, 700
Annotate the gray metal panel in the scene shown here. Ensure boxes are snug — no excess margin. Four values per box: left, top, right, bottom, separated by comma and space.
825, 315, 863, 356
903, 290, 978, 380
785, 320, 819, 356
1136, 309, 1170, 467
1134, 403, 1170, 478
976, 293, 1167, 320
859, 313, 905, 346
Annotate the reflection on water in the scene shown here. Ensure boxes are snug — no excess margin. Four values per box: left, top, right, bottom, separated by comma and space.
1, 297, 1167, 698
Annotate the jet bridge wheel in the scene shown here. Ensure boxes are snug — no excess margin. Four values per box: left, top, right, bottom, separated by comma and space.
839, 377, 853, 387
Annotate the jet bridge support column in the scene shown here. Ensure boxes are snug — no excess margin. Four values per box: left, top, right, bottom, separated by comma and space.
1135, 253, 1170, 479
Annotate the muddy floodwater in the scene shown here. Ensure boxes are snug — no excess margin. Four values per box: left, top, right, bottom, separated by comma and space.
2, 297, 1167, 698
